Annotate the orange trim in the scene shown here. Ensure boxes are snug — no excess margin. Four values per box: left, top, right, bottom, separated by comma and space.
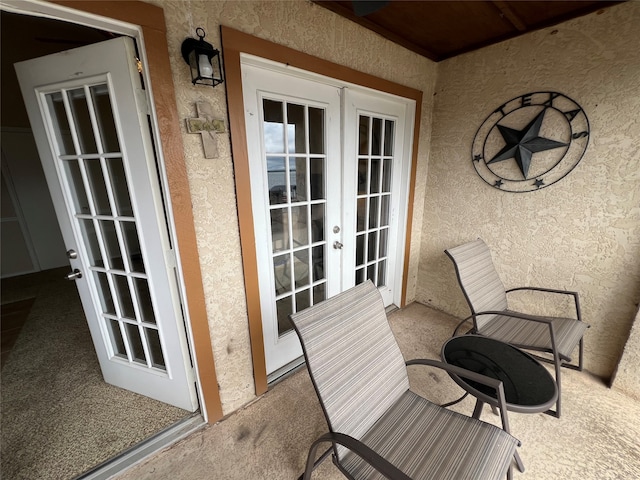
54, 1, 223, 422
220, 26, 423, 393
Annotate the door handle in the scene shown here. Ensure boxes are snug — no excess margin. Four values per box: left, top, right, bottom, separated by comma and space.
67, 249, 78, 259
64, 269, 83, 281
333, 241, 343, 250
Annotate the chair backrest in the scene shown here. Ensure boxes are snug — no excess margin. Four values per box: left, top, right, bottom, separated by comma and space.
290, 281, 409, 459
445, 238, 508, 330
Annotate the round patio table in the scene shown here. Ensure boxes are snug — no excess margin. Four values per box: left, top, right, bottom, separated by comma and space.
441, 335, 558, 472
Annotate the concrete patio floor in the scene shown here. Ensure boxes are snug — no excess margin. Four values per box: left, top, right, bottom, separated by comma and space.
115, 303, 640, 480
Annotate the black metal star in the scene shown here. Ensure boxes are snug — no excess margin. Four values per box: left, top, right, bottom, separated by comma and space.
487, 108, 568, 179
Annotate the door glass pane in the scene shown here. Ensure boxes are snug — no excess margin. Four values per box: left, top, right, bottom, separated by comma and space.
63, 160, 90, 214
291, 205, 308, 247
372, 117, 382, 155
371, 158, 381, 193
263, 99, 285, 153
94, 271, 115, 315
310, 158, 324, 200
378, 260, 387, 287
271, 208, 289, 252
296, 289, 310, 313
309, 107, 325, 154
355, 267, 365, 285
384, 120, 395, 156
113, 274, 135, 319
122, 221, 145, 273
356, 234, 365, 266
124, 322, 146, 365
108, 319, 126, 358
100, 220, 124, 270
134, 277, 155, 324
358, 116, 369, 155
379, 228, 388, 257
311, 204, 324, 243
369, 196, 379, 229
85, 159, 111, 215
357, 159, 368, 195
268, 157, 287, 205
367, 231, 378, 262
107, 158, 132, 216
294, 249, 310, 288
381, 195, 390, 226
79, 219, 103, 267
276, 296, 293, 336
357, 198, 366, 232
274, 253, 291, 295
382, 159, 392, 192
146, 328, 165, 368
312, 245, 325, 281
68, 88, 98, 154
90, 84, 120, 153
45, 92, 75, 155
287, 104, 306, 154
292, 158, 308, 202
313, 283, 325, 304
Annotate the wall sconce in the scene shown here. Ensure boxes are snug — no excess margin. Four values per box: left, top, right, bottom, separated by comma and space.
181, 27, 223, 87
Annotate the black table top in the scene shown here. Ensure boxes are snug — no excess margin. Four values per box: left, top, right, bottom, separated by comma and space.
441, 335, 557, 413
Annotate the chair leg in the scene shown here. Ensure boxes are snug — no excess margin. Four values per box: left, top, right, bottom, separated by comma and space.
553, 356, 562, 418
299, 445, 332, 480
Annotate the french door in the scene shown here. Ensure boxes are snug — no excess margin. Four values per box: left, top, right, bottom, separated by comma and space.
15, 37, 198, 411
242, 58, 414, 376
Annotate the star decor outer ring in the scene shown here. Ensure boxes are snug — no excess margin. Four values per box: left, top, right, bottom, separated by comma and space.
471, 91, 590, 193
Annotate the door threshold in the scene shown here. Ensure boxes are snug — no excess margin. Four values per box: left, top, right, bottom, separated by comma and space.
267, 356, 305, 386
74, 412, 205, 480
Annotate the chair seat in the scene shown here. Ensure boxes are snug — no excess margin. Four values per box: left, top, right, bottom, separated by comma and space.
479, 312, 589, 360
339, 391, 519, 480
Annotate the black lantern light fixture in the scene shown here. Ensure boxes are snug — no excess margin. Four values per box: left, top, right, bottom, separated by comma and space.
181, 27, 223, 87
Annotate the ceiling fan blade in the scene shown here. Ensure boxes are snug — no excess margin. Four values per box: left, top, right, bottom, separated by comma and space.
352, 0, 390, 17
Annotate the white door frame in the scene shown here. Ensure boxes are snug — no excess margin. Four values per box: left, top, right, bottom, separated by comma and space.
0, 0, 209, 417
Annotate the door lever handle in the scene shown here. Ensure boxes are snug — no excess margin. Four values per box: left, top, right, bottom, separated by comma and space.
333, 241, 343, 250
64, 269, 83, 281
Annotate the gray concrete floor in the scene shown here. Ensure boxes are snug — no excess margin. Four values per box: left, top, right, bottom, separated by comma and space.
116, 303, 640, 480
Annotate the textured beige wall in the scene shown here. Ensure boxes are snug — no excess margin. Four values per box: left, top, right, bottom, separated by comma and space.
418, 2, 640, 380
612, 305, 640, 400
149, 0, 436, 413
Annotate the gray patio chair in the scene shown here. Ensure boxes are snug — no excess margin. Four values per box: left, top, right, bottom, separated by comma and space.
290, 280, 520, 480
445, 238, 589, 418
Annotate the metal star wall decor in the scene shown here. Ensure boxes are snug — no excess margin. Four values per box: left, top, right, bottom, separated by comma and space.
472, 92, 590, 192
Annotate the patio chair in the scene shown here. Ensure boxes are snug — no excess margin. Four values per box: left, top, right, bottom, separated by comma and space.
445, 238, 589, 418
290, 280, 520, 480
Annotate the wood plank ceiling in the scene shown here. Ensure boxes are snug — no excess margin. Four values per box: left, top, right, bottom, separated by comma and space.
313, 1, 625, 61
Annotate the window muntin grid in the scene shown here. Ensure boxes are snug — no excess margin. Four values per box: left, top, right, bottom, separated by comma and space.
355, 114, 395, 288
263, 98, 327, 337
44, 83, 166, 371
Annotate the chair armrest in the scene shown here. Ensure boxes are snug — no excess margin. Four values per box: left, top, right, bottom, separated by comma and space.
406, 359, 512, 434
301, 432, 412, 480
506, 287, 582, 321
474, 310, 554, 324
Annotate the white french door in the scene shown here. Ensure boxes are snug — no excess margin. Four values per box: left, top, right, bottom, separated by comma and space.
243, 58, 415, 377
15, 37, 198, 411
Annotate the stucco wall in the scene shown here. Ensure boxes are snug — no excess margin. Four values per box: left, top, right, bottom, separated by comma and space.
150, 0, 436, 413
418, 2, 640, 380
612, 305, 640, 400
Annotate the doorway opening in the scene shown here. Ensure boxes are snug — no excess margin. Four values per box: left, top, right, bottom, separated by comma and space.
1, 10, 197, 479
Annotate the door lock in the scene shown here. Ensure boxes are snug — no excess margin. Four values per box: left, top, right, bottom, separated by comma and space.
333, 241, 343, 250
64, 269, 83, 281
67, 249, 78, 259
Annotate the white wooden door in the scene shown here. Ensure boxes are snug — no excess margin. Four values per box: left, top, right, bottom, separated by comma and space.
243, 58, 415, 378
15, 37, 198, 411
243, 63, 343, 376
